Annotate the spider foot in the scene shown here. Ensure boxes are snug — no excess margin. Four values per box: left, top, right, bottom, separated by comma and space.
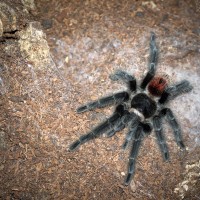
178, 141, 185, 149
125, 161, 135, 185
124, 126, 144, 185
163, 151, 170, 161
69, 140, 81, 151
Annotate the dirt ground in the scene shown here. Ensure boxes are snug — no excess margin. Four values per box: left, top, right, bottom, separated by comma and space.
0, 0, 200, 199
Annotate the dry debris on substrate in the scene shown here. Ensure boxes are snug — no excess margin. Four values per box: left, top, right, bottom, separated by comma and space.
0, 0, 200, 199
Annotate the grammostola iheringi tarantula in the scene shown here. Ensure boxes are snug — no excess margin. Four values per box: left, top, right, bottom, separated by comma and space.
69, 32, 193, 185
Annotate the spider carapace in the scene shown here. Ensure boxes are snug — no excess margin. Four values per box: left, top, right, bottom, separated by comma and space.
69, 33, 193, 185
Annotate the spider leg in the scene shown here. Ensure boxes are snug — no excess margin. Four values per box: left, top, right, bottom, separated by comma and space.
140, 32, 158, 90
122, 120, 139, 150
141, 121, 153, 134
109, 70, 137, 92
159, 80, 193, 104
106, 121, 125, 137
106, 111, 138, 137
69, 105, 126, 151
153, 115, 170, 161
125, 125, 144, 185
77, 91, 129, 113
161, 108, 185, 149
122, 119, 152, 149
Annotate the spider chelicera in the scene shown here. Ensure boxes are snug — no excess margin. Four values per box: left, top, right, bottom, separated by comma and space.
69, 33, 193, 185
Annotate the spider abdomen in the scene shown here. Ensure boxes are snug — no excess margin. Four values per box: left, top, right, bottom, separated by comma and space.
131, 93, 157, 118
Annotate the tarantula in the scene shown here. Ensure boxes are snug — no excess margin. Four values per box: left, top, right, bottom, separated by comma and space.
69, 33, 193, 185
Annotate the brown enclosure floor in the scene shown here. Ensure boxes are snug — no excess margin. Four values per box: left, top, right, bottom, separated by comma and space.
0, 0, 200, 199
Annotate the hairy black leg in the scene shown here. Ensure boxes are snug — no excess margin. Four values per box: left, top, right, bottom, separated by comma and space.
106, 122, 125, 137
159, 80, 193, 104
106, 109, 130, 137
140, 121, 152, 134
109, 70, 137, 92
69, 105, 125, 151
122, 120, 139, 150
123, 121, 152, 185
161, 108, 185, 149
77, 91, 129, 113
106, 114, 127, 137
122, 120, 152, 150
158, 89, 170, 105
125, 126, 144, 185
153, 115, 169, 161
107, 112, 138, 137
140, 32, 158, 90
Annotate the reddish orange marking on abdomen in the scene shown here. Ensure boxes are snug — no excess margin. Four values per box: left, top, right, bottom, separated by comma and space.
148, 77, 168, 96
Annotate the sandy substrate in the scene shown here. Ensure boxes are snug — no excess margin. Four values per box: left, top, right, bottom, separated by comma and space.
0, 0, 200, 199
